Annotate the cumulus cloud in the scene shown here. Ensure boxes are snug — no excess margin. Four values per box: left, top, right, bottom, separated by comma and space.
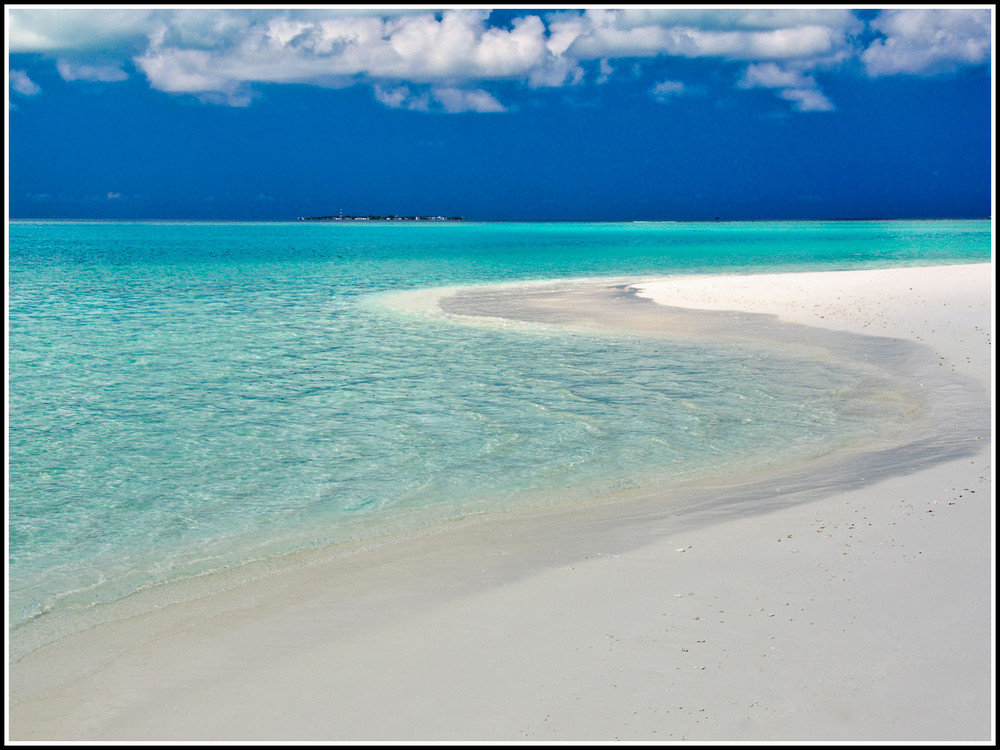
10, 70, 41, 96
862, 8, 992, 76
6, 8, 993, 113
554, 7, 861, 62
592, 8, 860, 33
130, 9, 562, 93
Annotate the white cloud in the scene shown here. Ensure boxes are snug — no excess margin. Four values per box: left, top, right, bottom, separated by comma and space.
433, 86, 506, 113
556, 8, 860, 62
602, 8, 860, 33
374, 83, 427, 111
10, 70, 41, 96
738, 62, 812, 90
130, 10, 563, 92
651, 79, 685, 102
779, 88, 835, 112
6, 8, 993, 114
737, 62, 834, 112
374, 83, 505, 113
136, 48, 230, 93
474, 14, 549, 77
862, 9, 992, 76
525, 54, 583, 89
8, 8, 156, 51
56, 60, 129, 83
595, 59, 614, 84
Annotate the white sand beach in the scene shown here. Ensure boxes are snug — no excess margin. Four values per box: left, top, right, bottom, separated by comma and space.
7, 263, 993, 742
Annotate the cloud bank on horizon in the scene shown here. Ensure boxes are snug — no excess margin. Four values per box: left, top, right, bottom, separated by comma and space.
8, 7, 993, 113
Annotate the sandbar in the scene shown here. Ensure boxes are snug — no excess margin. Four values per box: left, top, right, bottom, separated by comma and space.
7, 263, 993, 742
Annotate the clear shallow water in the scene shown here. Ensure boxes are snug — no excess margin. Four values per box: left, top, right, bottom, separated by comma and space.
7, 220, 991, 631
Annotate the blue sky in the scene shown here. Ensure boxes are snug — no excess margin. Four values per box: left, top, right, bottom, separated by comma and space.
6, 6, 994, 221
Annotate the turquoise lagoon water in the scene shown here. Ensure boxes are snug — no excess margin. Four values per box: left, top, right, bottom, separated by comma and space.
7, 220, 991, 634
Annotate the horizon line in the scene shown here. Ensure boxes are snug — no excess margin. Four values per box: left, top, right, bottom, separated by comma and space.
7, 216, 993, 224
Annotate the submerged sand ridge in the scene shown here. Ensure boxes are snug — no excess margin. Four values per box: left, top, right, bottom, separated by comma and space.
7, 263, 992, 742
439, 270, 988, 460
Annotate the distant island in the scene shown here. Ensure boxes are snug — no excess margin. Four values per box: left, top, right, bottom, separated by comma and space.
298, 214, 465, 222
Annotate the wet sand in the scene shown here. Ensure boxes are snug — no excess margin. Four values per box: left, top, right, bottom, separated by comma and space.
7, 263, 993, 742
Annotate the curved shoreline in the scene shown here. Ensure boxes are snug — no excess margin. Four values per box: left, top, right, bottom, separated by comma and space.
8, 263, 993, 741
10, 272, 964, 658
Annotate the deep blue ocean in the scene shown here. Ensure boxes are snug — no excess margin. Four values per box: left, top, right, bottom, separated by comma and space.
7, 220, 992, 635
